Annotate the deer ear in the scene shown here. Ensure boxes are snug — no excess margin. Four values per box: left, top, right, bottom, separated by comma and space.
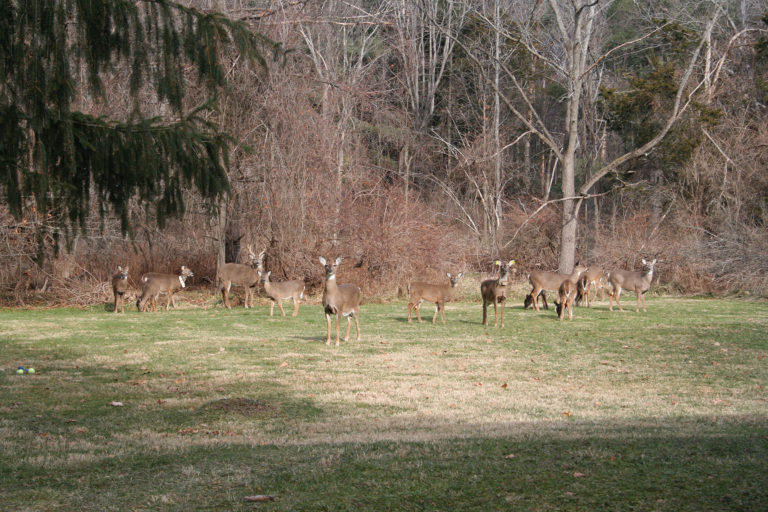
319, 256, 326, 265
457, 272, 463, 278
642, 258, 647, 265
267, 271, 272, 277
509, 260, 515, 266
335, 256, 343, 266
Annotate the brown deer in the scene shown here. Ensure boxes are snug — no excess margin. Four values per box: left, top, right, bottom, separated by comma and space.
137, 266, 194, 312
553, 263, 588, 320
526, 264, 583, 311
111, 266, 129, 313
218, 245, 263, 309
607, 258, 657, 312
575, 267, 606, 307
319, 256, 361, 346
407, 272, 464, 324
258, 270, 305, 317
481, 260, 515, 327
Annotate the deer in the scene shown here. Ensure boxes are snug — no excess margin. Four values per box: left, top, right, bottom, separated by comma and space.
553, 263, 588, 321
526, 263, 586, 312
258, 270, 305, 317
137, 266, 194, 312
575, 267, 606, 307
218, 245, 263, 309
607, 258, 657, 312
318, 256, 361, 346
111, 266, 129, 313
407, 272, 464, 324
481, 260, 515, 328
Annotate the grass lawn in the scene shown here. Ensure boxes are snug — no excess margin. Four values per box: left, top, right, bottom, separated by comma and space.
1, 295, 766, 511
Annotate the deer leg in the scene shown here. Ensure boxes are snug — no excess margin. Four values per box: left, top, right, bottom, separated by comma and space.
325, 312, 333, 345
531, 288, 541, 311
493, 300, 499, 327
277, 300, 287, 317
482, 300, 489, 325
335, 312, 342, 346
407, 302, 414, 322
440, 303, 446, 324
344, 314, 353, 342
222, 282, 231, 309
269, 301, 275, 316
415, 301, 423, 323
292, 297, 300, 317
499, 298, 505, 328
613, 288, 624, 311
540, 291, 549, 310
353, 310, 361, 341
432, 303, 440, 323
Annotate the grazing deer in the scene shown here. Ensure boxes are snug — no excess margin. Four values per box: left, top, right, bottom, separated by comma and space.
481, 260, 515, 327
526, 264, 585, 311
218, 245, 263, 309
553, 263, 588, 320
111, 266, 129, 313
258, 270, 305, 317
523, 290, 549, 310
575, 267, 606, 307
607, 258, 657, 312
319, 256, 361, 346
137, 266, 194, 312
407, 272, 464, 324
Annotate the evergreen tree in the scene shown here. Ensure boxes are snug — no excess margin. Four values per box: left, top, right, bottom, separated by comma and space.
0, 0, 278, 238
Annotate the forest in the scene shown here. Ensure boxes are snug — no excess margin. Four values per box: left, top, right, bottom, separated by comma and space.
2, 0, 767, 304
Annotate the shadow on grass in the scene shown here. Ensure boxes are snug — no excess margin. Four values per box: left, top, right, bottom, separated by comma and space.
5, 415, 765, 512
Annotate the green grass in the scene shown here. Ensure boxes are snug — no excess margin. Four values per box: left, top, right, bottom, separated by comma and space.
1, 296, 766, 511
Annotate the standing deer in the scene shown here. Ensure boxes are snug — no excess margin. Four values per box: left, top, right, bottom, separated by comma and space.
111, 266, 129, 313
481, 260, 515, 327
137, 266, 194, 312
607, 258, 657, 312
319, 256, 361, 346
553, 263, 588, 320
575, 267, 606, 307
218, 245, 263, 309
258, 270, 305, 317
407, 272, 464, 324
526, 264, 585, 312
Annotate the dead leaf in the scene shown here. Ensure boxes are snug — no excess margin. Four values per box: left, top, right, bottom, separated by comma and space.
563, 411, 572, 417
505, 453, 515, 459
110, 401, 124, 407
501, 383, 508, 389
573, 472, 586, 478
244, 495, 275, 502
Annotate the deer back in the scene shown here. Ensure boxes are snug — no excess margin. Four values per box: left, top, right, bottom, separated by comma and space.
608, 259, 656, 293
261, 271, 305, 300
220, 262, 260, 288
141, 266, 193, 294
410, 272, 463, 303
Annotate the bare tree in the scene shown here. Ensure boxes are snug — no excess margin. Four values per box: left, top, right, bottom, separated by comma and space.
448, 0, 725, 272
